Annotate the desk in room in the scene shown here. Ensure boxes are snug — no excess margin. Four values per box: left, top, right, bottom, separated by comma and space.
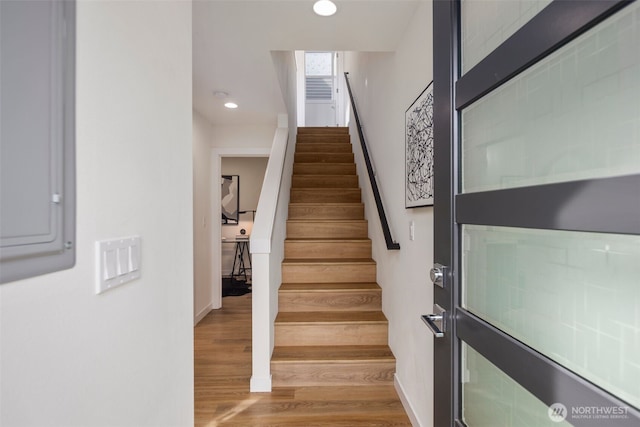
222, 238, 251, 283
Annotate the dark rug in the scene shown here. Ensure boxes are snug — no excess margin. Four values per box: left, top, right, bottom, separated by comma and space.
222, 277, 252, 297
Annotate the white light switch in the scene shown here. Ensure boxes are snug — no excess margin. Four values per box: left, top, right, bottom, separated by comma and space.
117, 247, 129, 275
96, 236, 142, 294
104, 249, 118, 280
129, 243, 140, 271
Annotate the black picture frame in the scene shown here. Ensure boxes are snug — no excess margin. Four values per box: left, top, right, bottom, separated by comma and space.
221, 175, 240, 225
405, 82, 434, 208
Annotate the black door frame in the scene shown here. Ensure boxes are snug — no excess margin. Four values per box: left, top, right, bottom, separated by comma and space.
433, 0, 459, 425
432, 1, 640, 426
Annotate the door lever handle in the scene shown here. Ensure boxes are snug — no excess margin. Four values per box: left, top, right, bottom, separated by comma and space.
421, 304, 446, 338
422, 314, 444, 337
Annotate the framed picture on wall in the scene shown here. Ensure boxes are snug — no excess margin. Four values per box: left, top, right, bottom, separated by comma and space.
221, 175, 240, 225
405, 82, 434, 208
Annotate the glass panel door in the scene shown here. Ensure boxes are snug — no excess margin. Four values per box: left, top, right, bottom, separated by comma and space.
462, 343, 572, 426
432, 1, 640, 426
462, 226, 640, 411
461, 0, 553, 74
461, 4, 640, 192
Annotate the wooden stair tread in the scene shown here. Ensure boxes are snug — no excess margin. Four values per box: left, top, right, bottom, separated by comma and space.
289, 202, 364, 207
296, 141, 351, 145
290, 192, 360, 198
298, 127, 349, 133
282, 258, 375, 265
287, 219, 367, 223
295, 153, 353, 158
280, 283, 380, 292
290, 188, 360, 191
293, 163, 353, 166
285, 238, 371, 242
292, 174, 357, 178
294, 152, 351, 155
289, 192, 361, 203
286, 222, 367, 232
287, 203, 365, 218
296, 135, 350, 139
293, 171, 357, 177
276, 311, 387, 324
294, 162, 354, 165
296, 144, 352, 151
272, 345, 394, 363
285, 239, 371, 259
293, 162, 356, 167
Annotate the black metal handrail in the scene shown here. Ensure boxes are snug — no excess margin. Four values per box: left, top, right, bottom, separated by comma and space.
344, 72, 400, 250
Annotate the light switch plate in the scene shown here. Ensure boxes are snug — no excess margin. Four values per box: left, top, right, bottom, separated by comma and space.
96, 236, 141, 294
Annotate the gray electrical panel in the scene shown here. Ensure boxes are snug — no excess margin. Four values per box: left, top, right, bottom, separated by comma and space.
1, 0, 76, 283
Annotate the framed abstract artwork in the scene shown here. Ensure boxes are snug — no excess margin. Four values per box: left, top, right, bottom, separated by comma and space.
221, 175, 240, 225
405, 82, 434, 208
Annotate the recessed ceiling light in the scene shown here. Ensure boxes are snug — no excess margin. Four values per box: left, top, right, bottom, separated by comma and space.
212, 90, 228, 98
224, 102, 238, 109
313, 0, 337, 17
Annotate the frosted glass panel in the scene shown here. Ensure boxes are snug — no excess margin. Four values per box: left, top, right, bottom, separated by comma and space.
305, 52, 332, 76
462, 2, 640, 193
463, 343, 572, 426
461, 0, 552, 74
462, 225, 640, 409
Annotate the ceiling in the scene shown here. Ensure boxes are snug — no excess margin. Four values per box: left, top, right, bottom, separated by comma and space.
193, 0, 423, 126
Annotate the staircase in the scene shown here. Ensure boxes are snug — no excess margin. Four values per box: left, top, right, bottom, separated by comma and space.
271, 127, 396, 387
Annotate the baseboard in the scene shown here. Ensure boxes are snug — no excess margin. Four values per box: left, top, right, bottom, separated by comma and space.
250, 375, 272, 392
395, 374, 422, 427
194, 302, 213, 326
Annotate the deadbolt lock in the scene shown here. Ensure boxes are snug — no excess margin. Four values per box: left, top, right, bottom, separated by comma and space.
430, 263, 447, 288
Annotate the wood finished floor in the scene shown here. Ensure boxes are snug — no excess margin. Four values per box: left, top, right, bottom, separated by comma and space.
194, 293, 412, 426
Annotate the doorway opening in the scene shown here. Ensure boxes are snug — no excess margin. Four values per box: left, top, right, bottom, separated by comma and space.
296, 51, 347, 127
220, 157, 268, 297
203, 149, 270, 314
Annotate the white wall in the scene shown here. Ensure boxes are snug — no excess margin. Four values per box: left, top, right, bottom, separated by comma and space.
0, 2, 194, 426
344, 2, 434, 425
295, 50, 306, 126
194, 110, 214, 324
220, 157, 269, 275
211, 125, 276, 150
